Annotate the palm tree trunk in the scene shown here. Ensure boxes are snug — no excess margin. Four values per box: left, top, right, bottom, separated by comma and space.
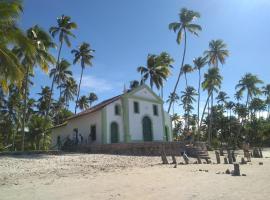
161, 86, 163, 100
199, 90, 213, 132
209, 92, 214, 145
167, 29, 187, 113
197, 69, 201, 135
75, 67, 84, 114
47, 40, 63, 117
21, 65, 30, 151
184, 73, 188, 88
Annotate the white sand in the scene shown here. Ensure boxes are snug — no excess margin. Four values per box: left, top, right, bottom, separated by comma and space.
1, 150, 270, 200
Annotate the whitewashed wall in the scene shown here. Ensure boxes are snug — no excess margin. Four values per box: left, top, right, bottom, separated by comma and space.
105, 99, 124, 143
51, 125, 68, 149
164, 112, 173, 141
128, 98, 164, 141
51, 110, 102, 147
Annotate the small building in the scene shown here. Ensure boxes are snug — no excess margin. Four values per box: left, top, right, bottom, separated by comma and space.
51, 84, 172, 148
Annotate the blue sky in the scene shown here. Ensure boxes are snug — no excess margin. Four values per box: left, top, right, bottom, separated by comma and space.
20, 0, 270, 113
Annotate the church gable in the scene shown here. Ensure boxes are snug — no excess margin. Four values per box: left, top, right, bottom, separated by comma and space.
125, 85, 163, 103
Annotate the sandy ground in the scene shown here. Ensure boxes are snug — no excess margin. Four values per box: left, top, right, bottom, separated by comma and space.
0, 150, 270, 200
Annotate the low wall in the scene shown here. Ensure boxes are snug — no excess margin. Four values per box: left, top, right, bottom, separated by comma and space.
64, 141, 207, 156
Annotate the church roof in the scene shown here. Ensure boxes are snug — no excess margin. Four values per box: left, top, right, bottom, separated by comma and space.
68, 94, 122, 121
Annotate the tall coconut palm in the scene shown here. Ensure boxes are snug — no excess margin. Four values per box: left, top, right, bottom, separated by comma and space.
50, 59, 72, 100
166, 92, 180, 115
180, 86, 197, 130
204, 39, 229, 68
77, 95, 89, 111
204, 39, 228, 145
201, 67, 222, 144
167, 8, 201, 113
235, 73, 263, 111
48, 15, 77, 116
137, 52, 173, 92
13, 25, 55, 151
181, 64, 193, 87
88, 92, 98, 107
60, 77, 77, 108
71, 42, 94, 114
193, 56, 207, 132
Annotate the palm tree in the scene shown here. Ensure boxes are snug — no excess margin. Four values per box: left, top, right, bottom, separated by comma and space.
48, 15, 77, 116
201, 67, 222, 144
181, 86, 197, 130
60, 77, 77, 108
225, 101, 235, 119
167, 8, 201, 113
216, 91, 229, 105
181, 64, 193, 87
77, 96, 89, 111
88, 92, 98, 107
234, 91, 243, 103
37, 86, 51, 116
50, 59, 72, 100
0, 0, 34, 91
235, 73, 263, 111
71, 42, 95, 114
262, 84, 270, 118
204, 40, 229, 68
249, 98, 266, 118
204, 39, 228, 145
166, 92, 180, 115
193, 56, 207, 132
137, 52, 173, 92
13, 25, 55, 151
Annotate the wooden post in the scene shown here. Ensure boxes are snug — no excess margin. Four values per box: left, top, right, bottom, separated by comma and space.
233, 163, 240, 176
253, 148, 260, 158
232, 150, 236, 162
224, 157, 228, 164
215, 151, 221, 164
197, 156, 202, 164
228, 150, 233, 164
219, 148, 224, 156
259, 148, 263, 158
241, 157, 247, 164
161, 146, 168, 164
172, 155, 176, 164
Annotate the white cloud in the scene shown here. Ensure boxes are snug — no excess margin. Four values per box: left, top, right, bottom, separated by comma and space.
76, 75, 119, 93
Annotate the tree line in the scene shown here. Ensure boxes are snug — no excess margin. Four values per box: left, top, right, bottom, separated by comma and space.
0, 0, 98, 151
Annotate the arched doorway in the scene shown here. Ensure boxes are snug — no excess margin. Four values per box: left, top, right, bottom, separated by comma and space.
142, 116, 153, 141
165, 126, 169, 142
110, 122, 119, 143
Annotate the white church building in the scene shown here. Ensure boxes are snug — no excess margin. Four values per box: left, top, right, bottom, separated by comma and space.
51, 84, 172, 147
